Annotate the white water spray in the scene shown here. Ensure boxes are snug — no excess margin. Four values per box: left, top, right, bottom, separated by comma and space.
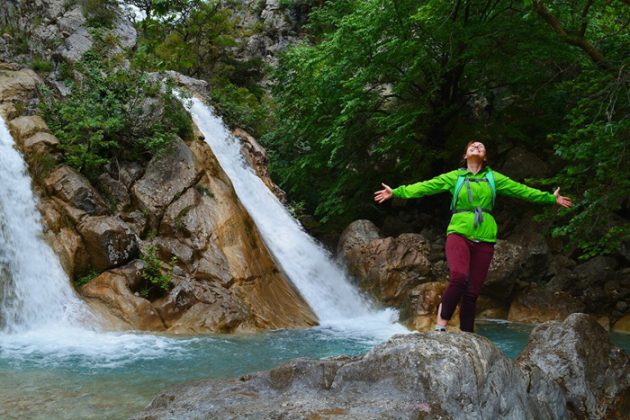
0, 116, 90, 332
185, 97, 407, 336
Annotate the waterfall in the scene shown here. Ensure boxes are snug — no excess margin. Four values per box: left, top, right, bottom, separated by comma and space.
185, 97, 406, 334
0, 115, 89, 332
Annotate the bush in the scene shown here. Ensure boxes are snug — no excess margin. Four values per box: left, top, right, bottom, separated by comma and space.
139, 246, 176, 299
39, 50, 193, 180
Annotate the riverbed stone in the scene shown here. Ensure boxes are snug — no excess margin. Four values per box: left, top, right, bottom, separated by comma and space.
612, 314, 630, 333
134, 333, 567, 419
517, 313, 630, 419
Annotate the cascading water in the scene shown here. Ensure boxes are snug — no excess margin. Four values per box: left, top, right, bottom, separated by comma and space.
0, 116, 90, 332
184, 96, 407, 336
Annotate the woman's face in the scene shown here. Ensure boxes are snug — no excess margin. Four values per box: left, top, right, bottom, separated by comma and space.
465, 142, 486, 161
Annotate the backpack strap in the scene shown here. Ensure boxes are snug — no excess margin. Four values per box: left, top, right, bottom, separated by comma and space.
450, 175, 466, 211
486, 168, 496, 208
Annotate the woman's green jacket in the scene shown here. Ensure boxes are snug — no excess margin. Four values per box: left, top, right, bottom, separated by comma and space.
391, 167, 556, 243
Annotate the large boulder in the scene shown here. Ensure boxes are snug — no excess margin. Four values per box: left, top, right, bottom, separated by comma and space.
508, 286, 585, 323
336, 219, 381, 262
337, 224, 432, 306
44, 166, 108, 215
517, 313, 630, 419
131, 138, 197, 226
8, 115, 50, 145
481, 239, 526, 300
81, 260, 165, 331
134, 333, 567, 419
78, 215, 138, 271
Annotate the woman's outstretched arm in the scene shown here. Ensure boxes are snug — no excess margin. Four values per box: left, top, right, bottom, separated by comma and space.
494, 171, 573, 208
374, 170, 459, 203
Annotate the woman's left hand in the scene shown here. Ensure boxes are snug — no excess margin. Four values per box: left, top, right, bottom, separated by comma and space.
554, 187, 573, 208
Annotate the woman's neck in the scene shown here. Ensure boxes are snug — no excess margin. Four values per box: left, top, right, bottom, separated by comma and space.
466, 160, 484, 175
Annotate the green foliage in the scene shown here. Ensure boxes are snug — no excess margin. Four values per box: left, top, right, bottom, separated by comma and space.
131, 0, 270, 137
82, 0, 118, 28
75, 271, 99, 288
140, 246, 176, 298
543, 69, 629, 259
39, 50, 192, 179
31, 57, 53, 73
264, 0, 569, 229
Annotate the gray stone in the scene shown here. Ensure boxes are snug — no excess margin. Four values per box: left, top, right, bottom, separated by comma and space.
517, 313, 630, 419
134, 333, 568, 419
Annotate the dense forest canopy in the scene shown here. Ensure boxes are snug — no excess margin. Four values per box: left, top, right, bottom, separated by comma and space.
7, 0, 626, 259
261, 0, 629, 258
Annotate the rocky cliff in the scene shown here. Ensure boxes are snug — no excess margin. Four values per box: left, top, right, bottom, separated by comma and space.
0, 63, 317, 333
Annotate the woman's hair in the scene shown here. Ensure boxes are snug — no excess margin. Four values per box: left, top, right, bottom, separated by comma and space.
461, 140, 489, 167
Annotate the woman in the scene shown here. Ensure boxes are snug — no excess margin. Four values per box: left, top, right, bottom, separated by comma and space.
374, 141, 572, 333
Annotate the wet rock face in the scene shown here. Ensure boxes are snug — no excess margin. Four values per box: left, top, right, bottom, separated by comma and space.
133, 333, 567, 420
517, 313, 630, 419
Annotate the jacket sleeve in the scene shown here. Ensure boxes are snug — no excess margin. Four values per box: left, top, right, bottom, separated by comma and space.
392, 170, 457, 199
493, 171, 556, 204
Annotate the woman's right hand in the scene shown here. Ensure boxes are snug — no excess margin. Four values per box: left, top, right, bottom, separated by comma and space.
374, 183, 393, 203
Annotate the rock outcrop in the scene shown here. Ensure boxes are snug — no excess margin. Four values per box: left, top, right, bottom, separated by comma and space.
134, 332, 568, 419
1, 66, 318, 334
517, 313, 630, 419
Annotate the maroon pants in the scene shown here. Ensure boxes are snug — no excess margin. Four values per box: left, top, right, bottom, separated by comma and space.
440, 234, 495, 332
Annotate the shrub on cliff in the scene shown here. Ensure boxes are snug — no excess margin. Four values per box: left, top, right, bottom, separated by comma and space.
39, 49, 192, 180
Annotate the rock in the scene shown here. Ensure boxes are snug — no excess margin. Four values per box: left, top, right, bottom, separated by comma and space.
81, 260, 165, 330
517, 313, 630, 419
131, 138, 197, 226
44, 226, 90, 279
401, 281, 460, 331
154, 278, 250, 334
574, 256, 618, 290
233, 128, 287, 202
8, 115, 50, 145
44, 166, 108, 215
164, 70, 208, 97
508, 287, 585, 323
97, 172, 130, 210
0, 67, 41, 112
336, 219, 381, 262
499, 146, 550, 181
78, 215, 138, 271
339, 231, 432, 306
22, 131, 59, 154
57, 27, 92, 62
105, 160, 144, 190
134, 333, 567, 419
481, 239, 526, 300
476, 295, 509, 320
613, 314, 630, 333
